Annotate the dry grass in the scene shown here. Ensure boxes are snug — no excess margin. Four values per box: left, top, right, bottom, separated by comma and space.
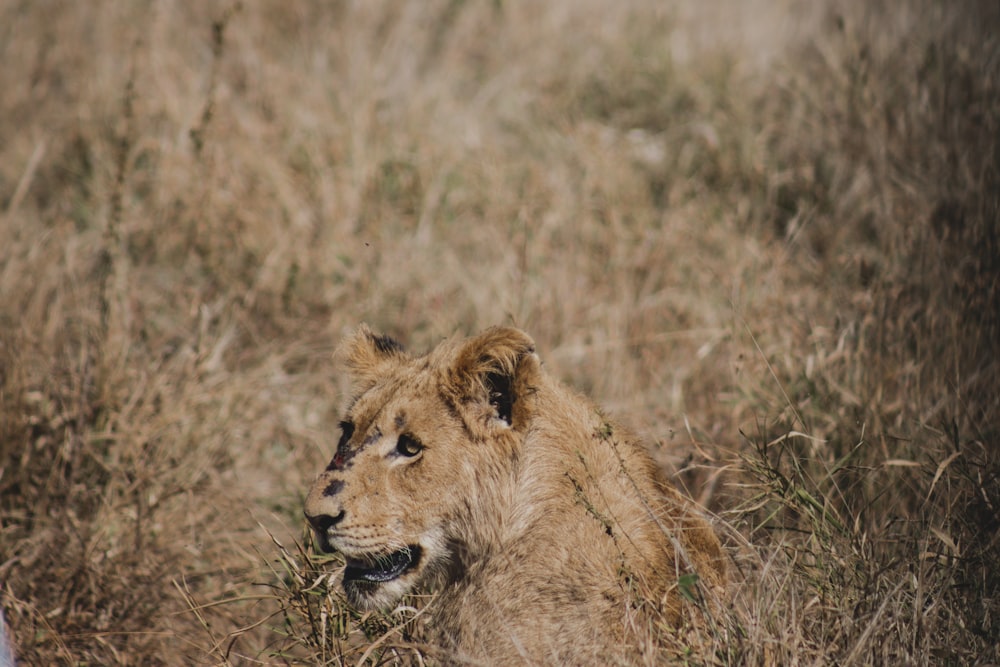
0, 0, 997, 664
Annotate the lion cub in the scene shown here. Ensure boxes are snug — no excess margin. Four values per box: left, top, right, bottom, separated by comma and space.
305, 325, 726, 664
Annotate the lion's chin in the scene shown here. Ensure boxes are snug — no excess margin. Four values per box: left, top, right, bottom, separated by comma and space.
342, 545, 422, 610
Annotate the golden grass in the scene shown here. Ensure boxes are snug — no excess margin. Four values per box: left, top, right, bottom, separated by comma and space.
1, 0, 997, 664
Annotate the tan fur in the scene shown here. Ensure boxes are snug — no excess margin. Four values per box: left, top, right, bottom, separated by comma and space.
305, 326, 726, 664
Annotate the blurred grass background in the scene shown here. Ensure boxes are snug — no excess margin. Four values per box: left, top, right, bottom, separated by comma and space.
0, 0, 997, 663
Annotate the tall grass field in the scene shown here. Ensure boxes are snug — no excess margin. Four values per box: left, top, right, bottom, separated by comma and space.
1, 0, 997, 664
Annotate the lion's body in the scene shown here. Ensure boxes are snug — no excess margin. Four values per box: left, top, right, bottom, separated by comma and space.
305, 326, 726, 664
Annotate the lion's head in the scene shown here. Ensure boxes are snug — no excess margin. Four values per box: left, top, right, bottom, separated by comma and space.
304, 325, 538, 610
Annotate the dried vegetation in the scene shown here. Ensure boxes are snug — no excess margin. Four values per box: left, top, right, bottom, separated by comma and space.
0, 0, 997, 664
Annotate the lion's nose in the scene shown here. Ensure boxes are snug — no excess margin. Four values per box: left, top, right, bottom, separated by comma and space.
306, 508, 346, 534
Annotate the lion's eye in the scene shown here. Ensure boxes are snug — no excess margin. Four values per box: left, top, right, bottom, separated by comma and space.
396, 434, 423, 457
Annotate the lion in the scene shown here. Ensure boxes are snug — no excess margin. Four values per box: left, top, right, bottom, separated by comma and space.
304, 325, 727, 664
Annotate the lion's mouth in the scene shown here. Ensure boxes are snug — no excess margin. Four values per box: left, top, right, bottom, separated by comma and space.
343, 546, 421, 584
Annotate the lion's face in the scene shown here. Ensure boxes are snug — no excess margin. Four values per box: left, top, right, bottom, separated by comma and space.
304, 325, 537, 610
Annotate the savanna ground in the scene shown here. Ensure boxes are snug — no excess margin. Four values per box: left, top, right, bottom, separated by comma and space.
1, 0, 998, 664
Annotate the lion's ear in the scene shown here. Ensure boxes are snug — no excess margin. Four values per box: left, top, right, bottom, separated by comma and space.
337, 324, 407, 390
447, 327, 539, 428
